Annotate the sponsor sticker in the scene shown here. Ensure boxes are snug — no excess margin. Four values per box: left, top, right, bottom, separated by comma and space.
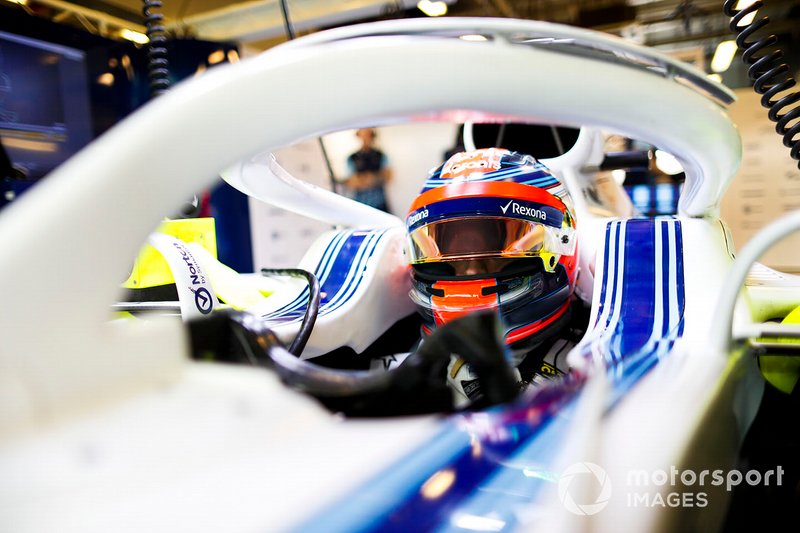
500, 199, 548, 222
442, 148, 504, 179
148, 233, 219, 319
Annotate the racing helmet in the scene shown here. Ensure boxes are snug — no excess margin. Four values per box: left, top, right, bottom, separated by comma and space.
406, 148, 578, 354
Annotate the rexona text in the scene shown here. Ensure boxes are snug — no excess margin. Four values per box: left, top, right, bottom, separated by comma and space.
408, 209, 429, 226
512, 203, 546, 220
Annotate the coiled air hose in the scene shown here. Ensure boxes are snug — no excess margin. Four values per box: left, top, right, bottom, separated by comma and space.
142, 0, 171, 98
723, 0, 800, 169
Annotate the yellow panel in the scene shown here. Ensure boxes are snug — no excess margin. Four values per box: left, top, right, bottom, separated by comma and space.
122, 218, 217, 289
759, 304, 800, 394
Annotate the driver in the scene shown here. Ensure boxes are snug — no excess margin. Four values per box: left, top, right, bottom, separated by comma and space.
405, 148, 582, 405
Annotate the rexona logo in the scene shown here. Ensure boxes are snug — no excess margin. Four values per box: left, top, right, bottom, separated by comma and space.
500, 200, 547, 221
408, 209, 429, 226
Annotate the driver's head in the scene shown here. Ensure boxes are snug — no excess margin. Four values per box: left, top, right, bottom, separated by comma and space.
406, 148, 578, 350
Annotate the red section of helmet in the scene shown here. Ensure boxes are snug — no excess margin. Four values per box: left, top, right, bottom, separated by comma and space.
430, 279, 498, 326
506, 299, 570, 344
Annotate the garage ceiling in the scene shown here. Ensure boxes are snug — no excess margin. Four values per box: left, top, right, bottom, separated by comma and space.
8, 0, 800, 53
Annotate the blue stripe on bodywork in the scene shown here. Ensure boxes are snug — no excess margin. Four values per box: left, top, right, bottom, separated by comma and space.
261, 230, 384, 324
618, 220, 657, 358
425, 220, 686, 531
294, 380, 583, 533
581, 219, 686, 404
261, 230, 349, 319
594, 220, 617, 336
432, 397, 581, 533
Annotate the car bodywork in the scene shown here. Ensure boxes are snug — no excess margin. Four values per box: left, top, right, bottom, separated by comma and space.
0, 17, 779, 533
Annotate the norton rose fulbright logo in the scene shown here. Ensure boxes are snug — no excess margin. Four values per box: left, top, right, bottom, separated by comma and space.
193, 286, 213, 315
173, 241, 214, 314
557, 462, 784, 515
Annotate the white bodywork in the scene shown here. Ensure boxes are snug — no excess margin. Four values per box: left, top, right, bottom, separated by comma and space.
0, 17, 767, 533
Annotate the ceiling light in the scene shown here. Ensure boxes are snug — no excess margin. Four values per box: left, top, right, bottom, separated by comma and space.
119, 29, 148, 45
208, 50, 225, 65
96, 72, 115, 86
707, 73, 723, 83
417, 0, 447, 17
654, 150, 684, 175
2, 137, 56, 152
711, 40, 737, 73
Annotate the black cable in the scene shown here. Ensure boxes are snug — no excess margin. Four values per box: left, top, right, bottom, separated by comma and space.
261, 268, 320, 356
278, 0, 296, 40
550, 125, 565, 155
318, 138, 341, 196
277, 0, 339, 200
142, 0, 171, 98
228, 311, 392, 396
723, 0, 800, 170
257, 310, 516, 404
189, 309, 519, 412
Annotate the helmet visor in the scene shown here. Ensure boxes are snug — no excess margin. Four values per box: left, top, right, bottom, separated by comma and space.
408, 216, 574, 267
